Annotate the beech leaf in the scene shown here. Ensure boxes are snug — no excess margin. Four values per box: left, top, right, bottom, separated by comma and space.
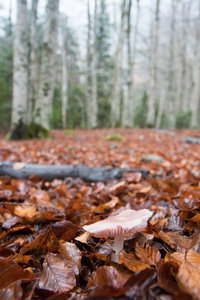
38, 253, 76, 293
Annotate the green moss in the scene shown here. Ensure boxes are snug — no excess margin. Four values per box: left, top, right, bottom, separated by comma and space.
104, 134, 123, 141
26, 123, 50, 139
66, 129, 74, 135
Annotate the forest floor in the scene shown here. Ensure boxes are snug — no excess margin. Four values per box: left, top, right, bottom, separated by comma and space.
0, 128, 200, 299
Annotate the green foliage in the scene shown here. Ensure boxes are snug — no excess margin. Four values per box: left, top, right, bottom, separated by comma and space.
134, 91, 148, 128
50, 86, 62, 129
66, 130, 74, 135
176, 110, 191, 129
98, 97, 111, 127
104, 134, 123, 141
67, 85, 86, 129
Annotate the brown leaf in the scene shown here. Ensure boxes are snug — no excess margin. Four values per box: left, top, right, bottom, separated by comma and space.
59, 241, 82, 273
135, 242, 161, 266
165, 250, 200, 268
119, 250, 150, 272
20, 229, 59, 255
92, 196, 119, 213
38, 253, 76, 293
175, 260, 200, 299
0, 280, 23, 300
14, 205, 38, 218
75, 232, 90, 244
157, 261, 180, 295
0, 258, 36, 289
87, 265, 131, 290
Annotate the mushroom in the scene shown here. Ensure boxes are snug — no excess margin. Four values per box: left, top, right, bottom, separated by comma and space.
83, 208, 153, 263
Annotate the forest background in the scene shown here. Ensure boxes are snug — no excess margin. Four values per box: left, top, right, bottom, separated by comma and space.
0, 0, 200, 138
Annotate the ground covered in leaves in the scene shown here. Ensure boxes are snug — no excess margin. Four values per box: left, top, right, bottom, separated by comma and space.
0, 128, 200, 299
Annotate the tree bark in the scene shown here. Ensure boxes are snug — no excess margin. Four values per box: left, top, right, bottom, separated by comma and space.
33, 0, 59, 133
191, 3, 200, 128
111, 0, 126, 127
10, 0, 28, 138
146, 0, 160, 127
61, 17, 68, 129
91, 0, 98, 128
0, 162, 150, 182
122, 0, 132, 128
167, 0, 178, 129
28, 0, 39, 124
86, 0, 92, 129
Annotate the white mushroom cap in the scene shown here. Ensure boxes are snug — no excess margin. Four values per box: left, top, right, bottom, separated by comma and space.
83, 209, 153, 237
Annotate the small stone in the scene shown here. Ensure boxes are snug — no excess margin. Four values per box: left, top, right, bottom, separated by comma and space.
140, 154, 164, 164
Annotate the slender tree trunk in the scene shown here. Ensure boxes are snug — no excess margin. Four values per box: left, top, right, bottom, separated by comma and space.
28, 0, 39, 124
122, 0, 132, 127
61, 17, 68, 129
111, 0, 126, 127
86, 0, 92, 129
34, 0, 59, 134
146, 0, 160, 127
131, 0, 140, 123
10, 0, 28, 139
191, 5, 200, 128
91, 0, 98, 128
155, 88, 165, 128
167, 0, 178, 129
178, 1, 191, 113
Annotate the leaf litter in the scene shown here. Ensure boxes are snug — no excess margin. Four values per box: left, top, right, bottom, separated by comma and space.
0, 128, 200, 299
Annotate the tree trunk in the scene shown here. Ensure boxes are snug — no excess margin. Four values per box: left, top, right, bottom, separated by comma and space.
122, 0, 132, 128
86, 0, 92, 129
91, 0, 98, 128
111, 0, 126, 127
10, 0, 28, 139
61, 17, 68, 129
167, 0, 178, 129
146, 0, 160, 127
191, 5, 200, 128
131, 0, 140, 124
33, 0, 59, 135
28, 0, 39, 124
0, 161, 150, 182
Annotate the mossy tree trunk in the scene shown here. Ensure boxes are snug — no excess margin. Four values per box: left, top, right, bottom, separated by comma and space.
9, 0, 28, 140
33, 0, 59, 137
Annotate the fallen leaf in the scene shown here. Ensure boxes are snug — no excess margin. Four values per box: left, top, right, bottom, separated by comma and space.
59, 241, 82, 272
135, 242, 161, 266
119, 250, 150, 272
0, 258, 36, 289
13, 163, 25, 171
175, 260, 200, 299
38, 253, 76, 293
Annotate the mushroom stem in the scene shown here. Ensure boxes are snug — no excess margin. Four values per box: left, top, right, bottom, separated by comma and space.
111, 233, 124, 263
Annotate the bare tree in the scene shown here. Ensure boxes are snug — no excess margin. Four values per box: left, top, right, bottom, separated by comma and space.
146, 0, 160, 127
86, 0, 92, 128
191, 3, 200, 128
167, 0, 178, 129
10, 0, 28, 139
34, 0, 59, 135
111, 0, 126, 127
122, 0, 132, 127
91, 0, 98, 128
28, 0, 39, 124
61, 17, 68, 129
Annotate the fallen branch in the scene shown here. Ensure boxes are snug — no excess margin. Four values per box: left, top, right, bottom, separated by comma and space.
0, 161, 152, 182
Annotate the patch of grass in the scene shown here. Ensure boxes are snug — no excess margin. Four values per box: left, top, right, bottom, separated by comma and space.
66, 130, 74, 135
103, 134, 123, 141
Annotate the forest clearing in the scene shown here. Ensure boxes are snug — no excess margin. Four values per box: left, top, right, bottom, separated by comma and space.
0, 128, 200, 299
1, 0, 200, 298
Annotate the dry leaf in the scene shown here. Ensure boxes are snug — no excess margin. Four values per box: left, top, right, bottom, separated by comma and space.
13, 163, 25, 171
